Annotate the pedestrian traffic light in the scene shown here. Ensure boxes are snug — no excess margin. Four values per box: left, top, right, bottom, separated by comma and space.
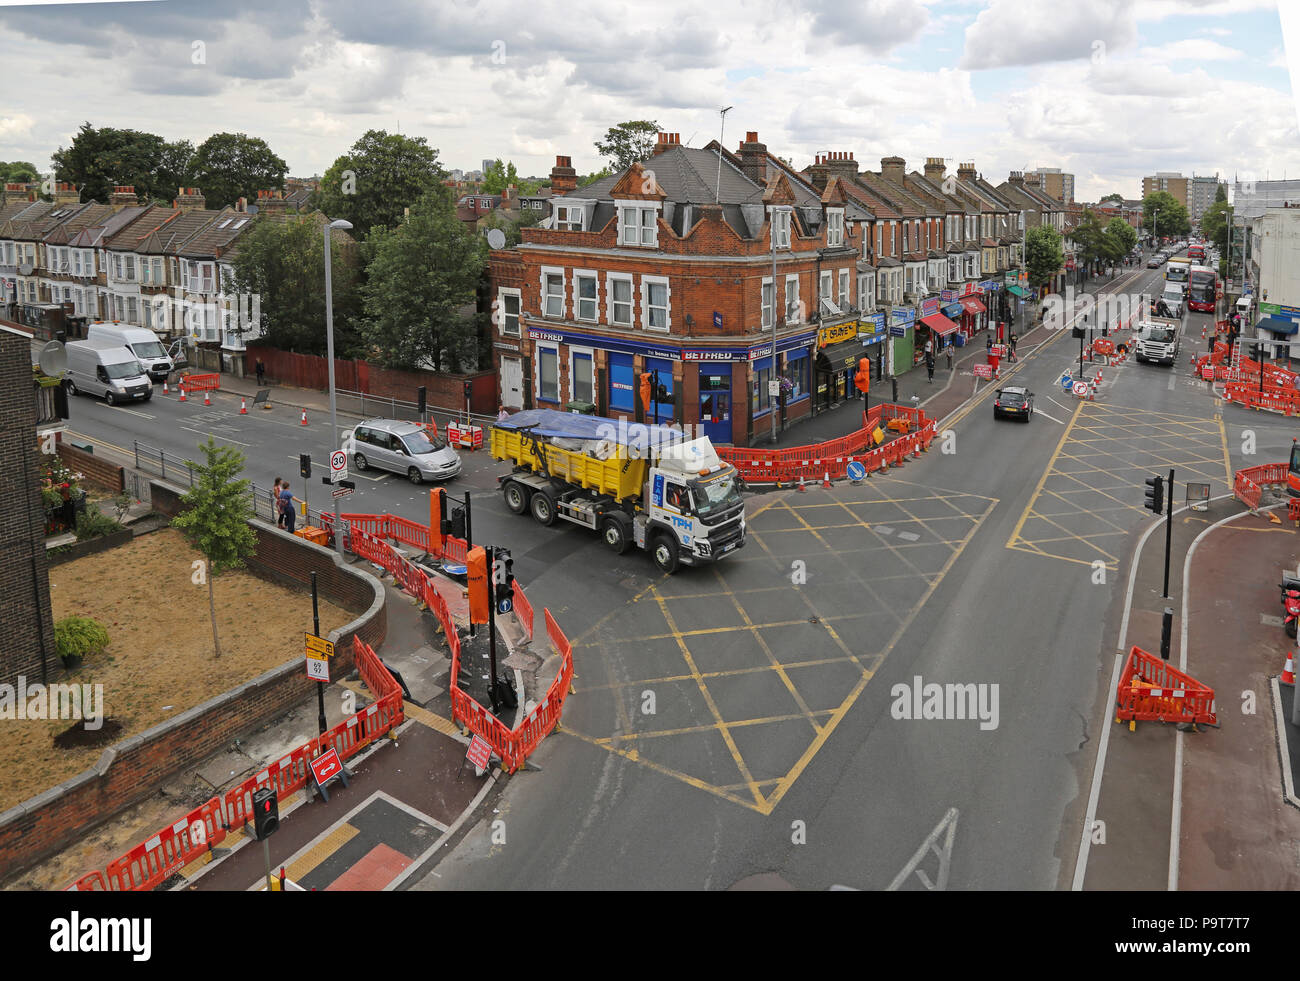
1144, 474, 1165, 514
463, 380, 473, 404
640, 372, 653, 412
252, 786, 279, 840
494, 548, 515, 610
441, 503, 465, 539
417, 385, 427, 415
854, 358, 871, 394
467, 545, 489, 625
299, 454, 311, 479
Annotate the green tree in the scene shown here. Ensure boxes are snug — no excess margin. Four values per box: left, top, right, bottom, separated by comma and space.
1142, 191, 1191, 240
1099, 192, 1124, 205
154, 140, 195, 201
481, 159, 518, 194
1214, 183, 1227, 204
51, 123, 177, 203
1201, 200, 1233, 279
578, 166, 612, 187
185, 132, 287, 210
231, 216, 363, 356
1025, 225, 1064, 289
314, 130, 447, 239
1102, 216, 1137, 275
479, 205, 545, 247
0, 161, 40, 184
171, 438, 257, 660
361, 188, 484, 372
594, 120, 661, 172
1070, 210, 1107, 274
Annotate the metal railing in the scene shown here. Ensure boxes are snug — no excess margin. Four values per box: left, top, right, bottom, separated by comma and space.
334, 388, 501, 430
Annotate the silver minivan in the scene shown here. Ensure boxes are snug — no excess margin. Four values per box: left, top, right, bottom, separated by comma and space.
344, 418, 462, 484
64, 339, 153, 404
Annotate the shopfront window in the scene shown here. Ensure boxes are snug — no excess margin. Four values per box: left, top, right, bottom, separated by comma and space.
752, 362, 772, 416
609, 353, 634, 411
572, 351, 593, 403
538, 347, 559, 403
782, 351, 809, 402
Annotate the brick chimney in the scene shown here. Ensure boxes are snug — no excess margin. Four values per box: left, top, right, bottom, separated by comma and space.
738, 131, 768, 186
880, 156, 906, 185
174, 186, 206, 212
957, 162, 977, 182
805, 150, 858, 191
550, 155, 577, 196
53, 181, 80, 206
3, 183, 36, 205
256, 189, 286, 215
235, 197, 248, 213
924, 157, 946, 182
652, 132, 681, 157
1007, 171, 1025, 185
108, 185, 138, 210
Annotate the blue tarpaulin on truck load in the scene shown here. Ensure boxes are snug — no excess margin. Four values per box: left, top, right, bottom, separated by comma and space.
493, 409, 686, 446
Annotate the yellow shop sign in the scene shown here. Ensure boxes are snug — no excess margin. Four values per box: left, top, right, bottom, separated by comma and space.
818, 321, 858, 347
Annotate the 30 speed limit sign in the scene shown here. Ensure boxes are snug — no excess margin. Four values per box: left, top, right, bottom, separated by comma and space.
330, 449, 348, 482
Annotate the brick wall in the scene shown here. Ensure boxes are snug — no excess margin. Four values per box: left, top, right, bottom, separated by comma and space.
0, 327, 56, 688
54, 440, 125, 494
0, 482, 386, 881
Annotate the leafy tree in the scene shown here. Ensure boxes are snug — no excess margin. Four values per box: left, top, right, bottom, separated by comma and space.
185, 132, 287, 210
0, 161, 39, 184
154, 140, 195, 201
1214, 183, 1227, 204
481, 159, 518, 194
1099, 192, 1124, 205
52, 123, 177, 203
1102, 216, 1137, 274
1201, 200, 1234, 279
361, 188, 484, 372
1025, 225, 1064, 289
1142, 191, 1191, 240
314, 130, 447, 239
1070, 210, 1108, 274
171, 438, 257, 660
231, 216, 363, 357
578, 166, 612, 187
594, 120, 661, 172
480, 205, 545, 247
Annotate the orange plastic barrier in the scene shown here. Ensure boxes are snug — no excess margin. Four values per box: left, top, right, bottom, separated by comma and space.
68, 871, 108, 891
1233, 463, 1290, 513
103, 796, 228, 891
181, 372, 220, 392
1114, 645, 1217, 729
513, 580, 535, 642
1289, 498, 1300, 525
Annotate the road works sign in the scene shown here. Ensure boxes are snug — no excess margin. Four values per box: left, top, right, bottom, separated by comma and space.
466, 734, 492, 770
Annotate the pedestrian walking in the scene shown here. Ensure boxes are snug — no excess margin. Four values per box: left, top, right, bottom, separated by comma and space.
497, 405, 509, 421
279, 481, 296, 534
945, 344, 953, 370
925, 351, 935, 383
986, 334, 993, 356
272, 476, 284, 527
255, 358, 265, 387
1009, 333, 1018, 361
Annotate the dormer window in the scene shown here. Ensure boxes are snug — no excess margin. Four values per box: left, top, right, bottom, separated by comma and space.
619, 205, 658, 247
770, 207, 792, 249
555, 204, 584, 232
826, 209, 844, 247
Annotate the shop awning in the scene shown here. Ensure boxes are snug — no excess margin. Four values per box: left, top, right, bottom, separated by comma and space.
960, 296, 986, 316
920, 313, 959, 336
1257, 315, 1299, 335
816, 339, 866, 371
1007, 285, 1030, 297
941, 302, 964, 319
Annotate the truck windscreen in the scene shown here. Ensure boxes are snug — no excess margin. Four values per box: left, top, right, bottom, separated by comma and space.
690, 472, 741, 517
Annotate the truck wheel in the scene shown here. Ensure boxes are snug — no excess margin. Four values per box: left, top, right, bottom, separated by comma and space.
530, 491, 556, 526
651, 533, 680, 574
601, 514, 631, 554
503, 481, 528, 514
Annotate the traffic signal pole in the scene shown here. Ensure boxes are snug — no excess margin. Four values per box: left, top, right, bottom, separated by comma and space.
486, 545, 499, 713
1163, 468, 1175, 599
312, 572, 325, 737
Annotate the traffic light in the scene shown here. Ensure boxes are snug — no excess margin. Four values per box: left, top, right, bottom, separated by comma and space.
441, 503, 465, 539
463, 380, 473, 405
299, 454, 311, 479
1144, 474, 1165, 514
467, 545, 489, 624
494, 548, 515, 611
252, 786, 279, 840
640, 372, 653, 412
854, 358, 871, 394
417, 385, 427, 415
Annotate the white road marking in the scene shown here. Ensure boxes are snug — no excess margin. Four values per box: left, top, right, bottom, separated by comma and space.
1261, 614, 1284, 627
1167, 371, 1177, 391
896, 531, 920, 542
95, 402, 155, 420
1034, 408, 1064, 425
887, 807, 958, 891
1045, 395, 1073, 414
876, 526, 894, 536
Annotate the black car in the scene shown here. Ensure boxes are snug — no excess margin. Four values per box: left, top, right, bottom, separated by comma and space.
994, 386, 1034, 421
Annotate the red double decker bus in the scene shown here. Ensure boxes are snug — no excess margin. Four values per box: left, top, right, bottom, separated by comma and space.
1188, 243, 1205, 263
1188, 265, 1217, 313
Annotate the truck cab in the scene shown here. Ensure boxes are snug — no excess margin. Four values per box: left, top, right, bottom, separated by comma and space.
638, 439, 746, 572
1134, 317, 1181, 366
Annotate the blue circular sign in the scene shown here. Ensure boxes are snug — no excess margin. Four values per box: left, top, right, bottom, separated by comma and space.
846, 461, 866, 482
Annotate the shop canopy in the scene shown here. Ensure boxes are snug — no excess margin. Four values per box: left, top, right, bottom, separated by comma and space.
1007, 285, 1030, 297
959, 296, 986, 316
1257, 315, 1299, 335
920, 313, 959, 336
941, 302, 964, 319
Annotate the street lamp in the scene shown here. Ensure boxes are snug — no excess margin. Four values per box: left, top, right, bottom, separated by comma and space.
769, 204, 793, 444
324, 217, 352, 556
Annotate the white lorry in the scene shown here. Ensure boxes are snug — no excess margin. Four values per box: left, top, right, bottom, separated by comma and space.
1134, 316, 1182, 366
491, 409, 747, 574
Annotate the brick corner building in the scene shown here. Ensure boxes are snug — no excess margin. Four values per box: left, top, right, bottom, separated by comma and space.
0, 324, 57, 687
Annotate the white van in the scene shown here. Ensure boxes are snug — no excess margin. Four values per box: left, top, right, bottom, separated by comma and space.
86, 322, 173, 381
64, 339, 153, 404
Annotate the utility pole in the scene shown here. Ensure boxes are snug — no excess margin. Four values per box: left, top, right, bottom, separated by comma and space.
1163, 468, 1175, 599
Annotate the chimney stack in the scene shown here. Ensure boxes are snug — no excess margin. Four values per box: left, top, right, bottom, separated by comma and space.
174, 186, 206, 212
807, 150, 858, 191
108, 185, 138, 210
1007, 171, 1024, 185
550, 155, 577, 196
957, 162, 977, 182
255, 189, 286, 215
924, 157, 946, 182
4, 182, 37, 206
53, 181, 80, 206
652, 132, 681, 157
880, 156, 906, 185
738, 131, 768, 186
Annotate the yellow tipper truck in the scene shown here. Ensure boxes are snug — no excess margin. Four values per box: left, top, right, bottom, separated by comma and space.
490, 409, 746, 574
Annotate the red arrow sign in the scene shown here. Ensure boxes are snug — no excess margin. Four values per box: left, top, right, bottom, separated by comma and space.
310, 748, 342, 785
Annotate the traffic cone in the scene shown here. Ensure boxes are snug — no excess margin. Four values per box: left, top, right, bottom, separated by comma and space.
796, 475, 807, 493
1283, 652, 1296, 686
203, 390, 211, 406
162, 380, 169, 394
240, 397, 248, 414
178, 384, 186, 402
822, 471, 832, 489
300, 409, 309, 426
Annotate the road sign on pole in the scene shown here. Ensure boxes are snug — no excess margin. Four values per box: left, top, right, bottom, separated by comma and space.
305, 633, 335, 658
305, 650, 329, 681
329, 449, 348, 483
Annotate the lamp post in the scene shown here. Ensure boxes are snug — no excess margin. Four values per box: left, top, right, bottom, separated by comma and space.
769, 204, 793, 444
324, 217, 353, 556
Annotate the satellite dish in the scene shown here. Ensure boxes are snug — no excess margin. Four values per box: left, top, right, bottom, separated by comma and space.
486, 228, 506, 250
38, 340, 66, 377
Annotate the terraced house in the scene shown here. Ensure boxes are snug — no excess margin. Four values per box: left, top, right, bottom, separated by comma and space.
488, 133, 881, 445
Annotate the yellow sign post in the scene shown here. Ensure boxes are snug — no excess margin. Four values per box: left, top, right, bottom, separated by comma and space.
305, 633, 335, 658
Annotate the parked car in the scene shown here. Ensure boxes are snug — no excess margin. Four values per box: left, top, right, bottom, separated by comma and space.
993, 386, 1034, 421
342, 418, 462, 483
64, 340, 153, 405
1146, 256, 1162, 268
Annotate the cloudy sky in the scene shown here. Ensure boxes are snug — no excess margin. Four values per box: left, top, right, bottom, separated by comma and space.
1, 0, 1297, 203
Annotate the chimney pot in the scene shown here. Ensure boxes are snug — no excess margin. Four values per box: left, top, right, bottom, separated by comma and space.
746, 131, 758, 143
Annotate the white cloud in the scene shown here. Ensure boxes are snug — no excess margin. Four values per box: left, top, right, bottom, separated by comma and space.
1141, 38, 1244, 62
960, 0, 1138, 70
801, 0, 930, 53
0, 112, 35, 143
